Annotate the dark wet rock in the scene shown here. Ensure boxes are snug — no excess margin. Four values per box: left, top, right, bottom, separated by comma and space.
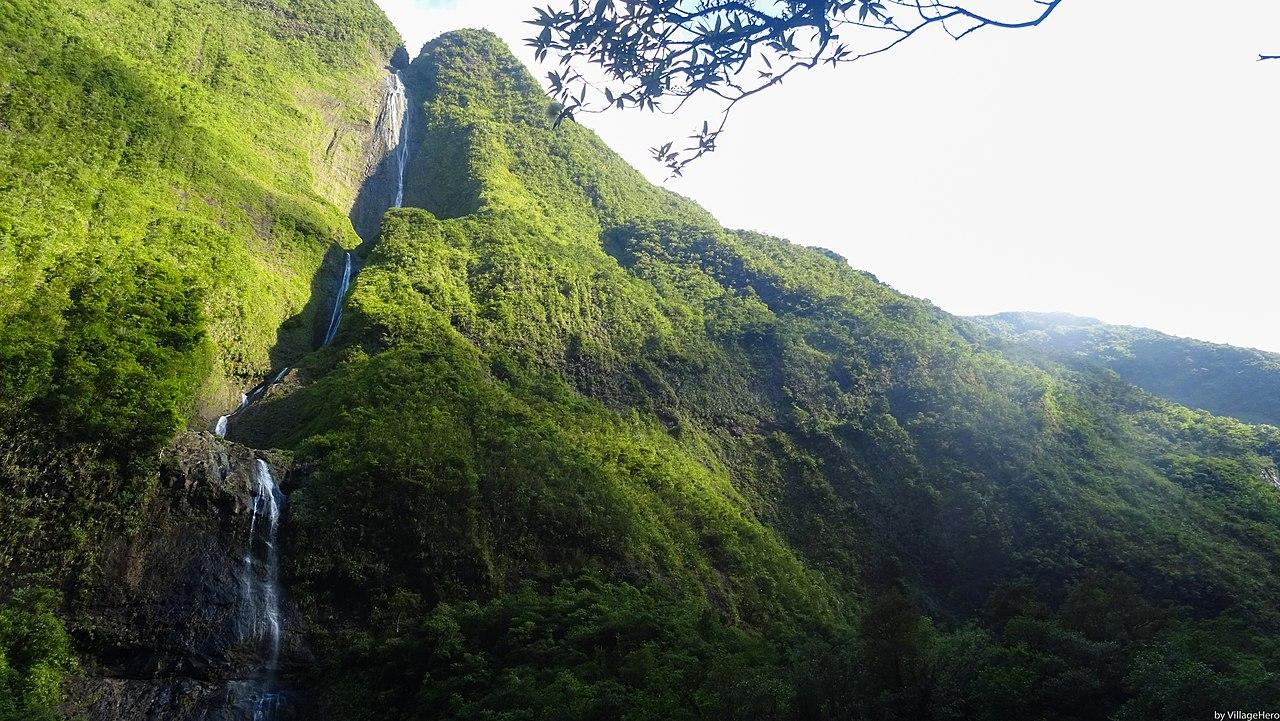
391, 45, 410, 69
350, 60, 415, 243
62, 678, 262, 721
62, 432, 302, 721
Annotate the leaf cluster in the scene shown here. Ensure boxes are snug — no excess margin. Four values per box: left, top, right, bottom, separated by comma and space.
526, 0, 1062, 174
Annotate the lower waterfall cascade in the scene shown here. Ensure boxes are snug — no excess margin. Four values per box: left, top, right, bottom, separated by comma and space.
242, 459, 285, 720
321, 253, 352, 348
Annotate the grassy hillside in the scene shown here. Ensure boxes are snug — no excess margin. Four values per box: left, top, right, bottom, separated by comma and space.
230, 30, 1280, 720
977, 312, 1280, 427
0, 0, 397, 607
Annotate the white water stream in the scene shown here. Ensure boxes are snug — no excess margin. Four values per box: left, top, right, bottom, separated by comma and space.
212, 66, 411, 719
241, 459, 284, 719
378, 70, 410, 209
321, 253, 352, 348
214, 371, 286, 439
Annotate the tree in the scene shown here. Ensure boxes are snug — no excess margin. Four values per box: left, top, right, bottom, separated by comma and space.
527, 0, 1063, 175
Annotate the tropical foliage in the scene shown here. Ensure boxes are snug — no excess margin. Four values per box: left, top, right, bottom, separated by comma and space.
4, 5, 1280, 718
0, 0, 396, 589
0, 590, 76, 721
237, 30, 1280, 718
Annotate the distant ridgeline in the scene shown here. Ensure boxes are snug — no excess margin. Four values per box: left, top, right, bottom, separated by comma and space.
3, 4, 1280, 720
977, 312, 1280, 427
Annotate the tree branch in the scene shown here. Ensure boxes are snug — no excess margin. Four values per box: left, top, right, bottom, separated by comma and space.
527, 0, 1065, 176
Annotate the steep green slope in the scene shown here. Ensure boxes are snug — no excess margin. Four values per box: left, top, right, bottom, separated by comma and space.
0, 0, 396, 595
234, 30, 1280, 720
977, 312, 1280, 427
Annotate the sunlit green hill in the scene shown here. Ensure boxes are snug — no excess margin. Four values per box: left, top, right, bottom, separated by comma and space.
0, 0, 396, 584
256, 30, 1280, 719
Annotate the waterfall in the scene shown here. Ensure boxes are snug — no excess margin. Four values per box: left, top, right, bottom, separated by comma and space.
313, 69, 408, 350
378, 70, 410, 209
322, 253, 352, 347
215, 394, 248, 438
209, 67, 412, 719
241, 458, 285, 719
253, 692, 284, 721
315, 69, 408, 350
218, 68, 410, 431
212, 374, 285, 438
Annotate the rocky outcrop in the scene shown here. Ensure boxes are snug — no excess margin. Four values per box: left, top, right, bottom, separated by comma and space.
1263, 466, 1280, 491
61, 678, 272, 721
62, 433, 302, 721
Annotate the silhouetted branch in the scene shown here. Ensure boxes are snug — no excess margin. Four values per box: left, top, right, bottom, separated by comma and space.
527, 0, 1064, 176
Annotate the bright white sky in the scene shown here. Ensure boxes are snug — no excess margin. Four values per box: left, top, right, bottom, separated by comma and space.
374, 0, 1280, 352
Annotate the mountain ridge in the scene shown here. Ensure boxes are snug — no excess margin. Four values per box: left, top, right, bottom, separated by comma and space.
977, 310, 1280, 426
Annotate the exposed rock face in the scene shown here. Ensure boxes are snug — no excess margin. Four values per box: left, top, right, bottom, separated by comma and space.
61, 678, 270, 721
307, 46, 410, 227
62, 433, 302, 721
350, 61, 416, 243
1263, 466, 1280, 491
391, 44, 411, 70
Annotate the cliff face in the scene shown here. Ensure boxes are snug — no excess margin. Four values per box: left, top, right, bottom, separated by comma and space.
0, 0, 404, 628
62, 433, 299, 721
349, 55, 418, 244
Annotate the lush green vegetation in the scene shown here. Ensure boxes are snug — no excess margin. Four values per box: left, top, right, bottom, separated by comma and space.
6, 5, 1280, 716
0, 0, 397, 590
0, 590, 77, 721
228, 29, 1280, 718
978, 311, 1280, 427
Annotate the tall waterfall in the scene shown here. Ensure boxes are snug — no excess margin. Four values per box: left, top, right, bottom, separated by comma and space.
317, 68, 408, 349
209, 66, 413, 719
379, 69, 410, 209
241, 459, 285, 719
